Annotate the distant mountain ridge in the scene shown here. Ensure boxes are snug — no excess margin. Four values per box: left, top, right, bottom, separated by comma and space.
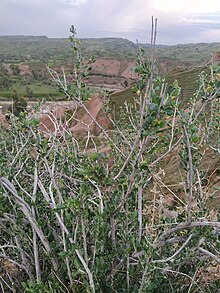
0, 36, 136, 63
0, 35, 49, 41
0, 35, 220, 64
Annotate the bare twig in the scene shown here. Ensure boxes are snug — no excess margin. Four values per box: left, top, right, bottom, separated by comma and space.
153, 234, 193, 263
183, 125, 193, 225
198, 247, 220, 263
87, 178, 104, 214
0, 177, 59, 272
157, 221, 220, 245
149, 135, 183, 168
138, 259, 149, 293
138, 172, 143, 243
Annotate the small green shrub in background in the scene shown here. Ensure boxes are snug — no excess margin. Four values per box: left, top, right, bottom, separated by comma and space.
6, 89, 27, 117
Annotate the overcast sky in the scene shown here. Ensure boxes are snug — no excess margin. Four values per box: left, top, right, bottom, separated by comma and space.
0, 0, 220, 44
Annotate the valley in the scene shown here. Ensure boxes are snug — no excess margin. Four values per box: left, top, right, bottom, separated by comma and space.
0, 36, 220, 106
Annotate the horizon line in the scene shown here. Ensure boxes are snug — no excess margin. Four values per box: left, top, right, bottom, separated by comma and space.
0, 34, 220, 46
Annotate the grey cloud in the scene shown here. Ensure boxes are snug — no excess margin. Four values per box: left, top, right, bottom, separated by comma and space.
0, 0, 220, 44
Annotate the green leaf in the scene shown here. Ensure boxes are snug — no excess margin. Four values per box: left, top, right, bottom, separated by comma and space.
59, 251, 68, 257
77, 167, 86, 175
213, 64, 220, 73
149, 103, 158, 112
142, 130, 150, 136
192, 135, 199, 142
159, 120, 167, 128
179, 109, 187, 119
215, 80, 220, 88
140, 160, 149, 170
167, 85, 173, 95
90, 153, 101, 161
173, 79, 179, 88
56, 204, 66, 210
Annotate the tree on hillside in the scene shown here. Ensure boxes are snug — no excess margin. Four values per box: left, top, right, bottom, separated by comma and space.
9, 64, 20, 75
25, 86, 34, 99
0, 64, 12, 90
7, 90, 27, 116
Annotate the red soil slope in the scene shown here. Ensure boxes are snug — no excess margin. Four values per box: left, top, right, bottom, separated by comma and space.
39, 94, 112, 137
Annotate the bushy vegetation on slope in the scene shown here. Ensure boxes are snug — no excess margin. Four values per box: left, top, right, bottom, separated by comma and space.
1, 33, 220, 100
0, 24, 220, 292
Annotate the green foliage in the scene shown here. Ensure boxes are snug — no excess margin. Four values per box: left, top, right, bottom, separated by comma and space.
7, 89, 27, 116
0, 27, 220, 293
10, 64, 20, 75
1, 35, 220, 65
26, 86, 34, 98
21, 277, 63, 293
0, 35, 136, 64
0, 64, 12, 90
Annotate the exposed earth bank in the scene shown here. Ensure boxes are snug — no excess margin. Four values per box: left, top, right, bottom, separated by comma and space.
1, 57, 195, 93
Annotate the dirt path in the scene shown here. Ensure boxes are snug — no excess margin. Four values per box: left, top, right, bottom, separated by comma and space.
0, 100, 77, 112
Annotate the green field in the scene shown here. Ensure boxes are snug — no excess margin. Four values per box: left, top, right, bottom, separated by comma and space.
0, 81, 63, 103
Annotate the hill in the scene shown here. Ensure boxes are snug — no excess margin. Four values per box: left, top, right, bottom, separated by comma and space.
0, 36, 136, 63
1, 35, 220, 64
0, 36, 220, 101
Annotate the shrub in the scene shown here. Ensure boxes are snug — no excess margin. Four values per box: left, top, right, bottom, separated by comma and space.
0, 21, 220, 292
7, 89, 27, 117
